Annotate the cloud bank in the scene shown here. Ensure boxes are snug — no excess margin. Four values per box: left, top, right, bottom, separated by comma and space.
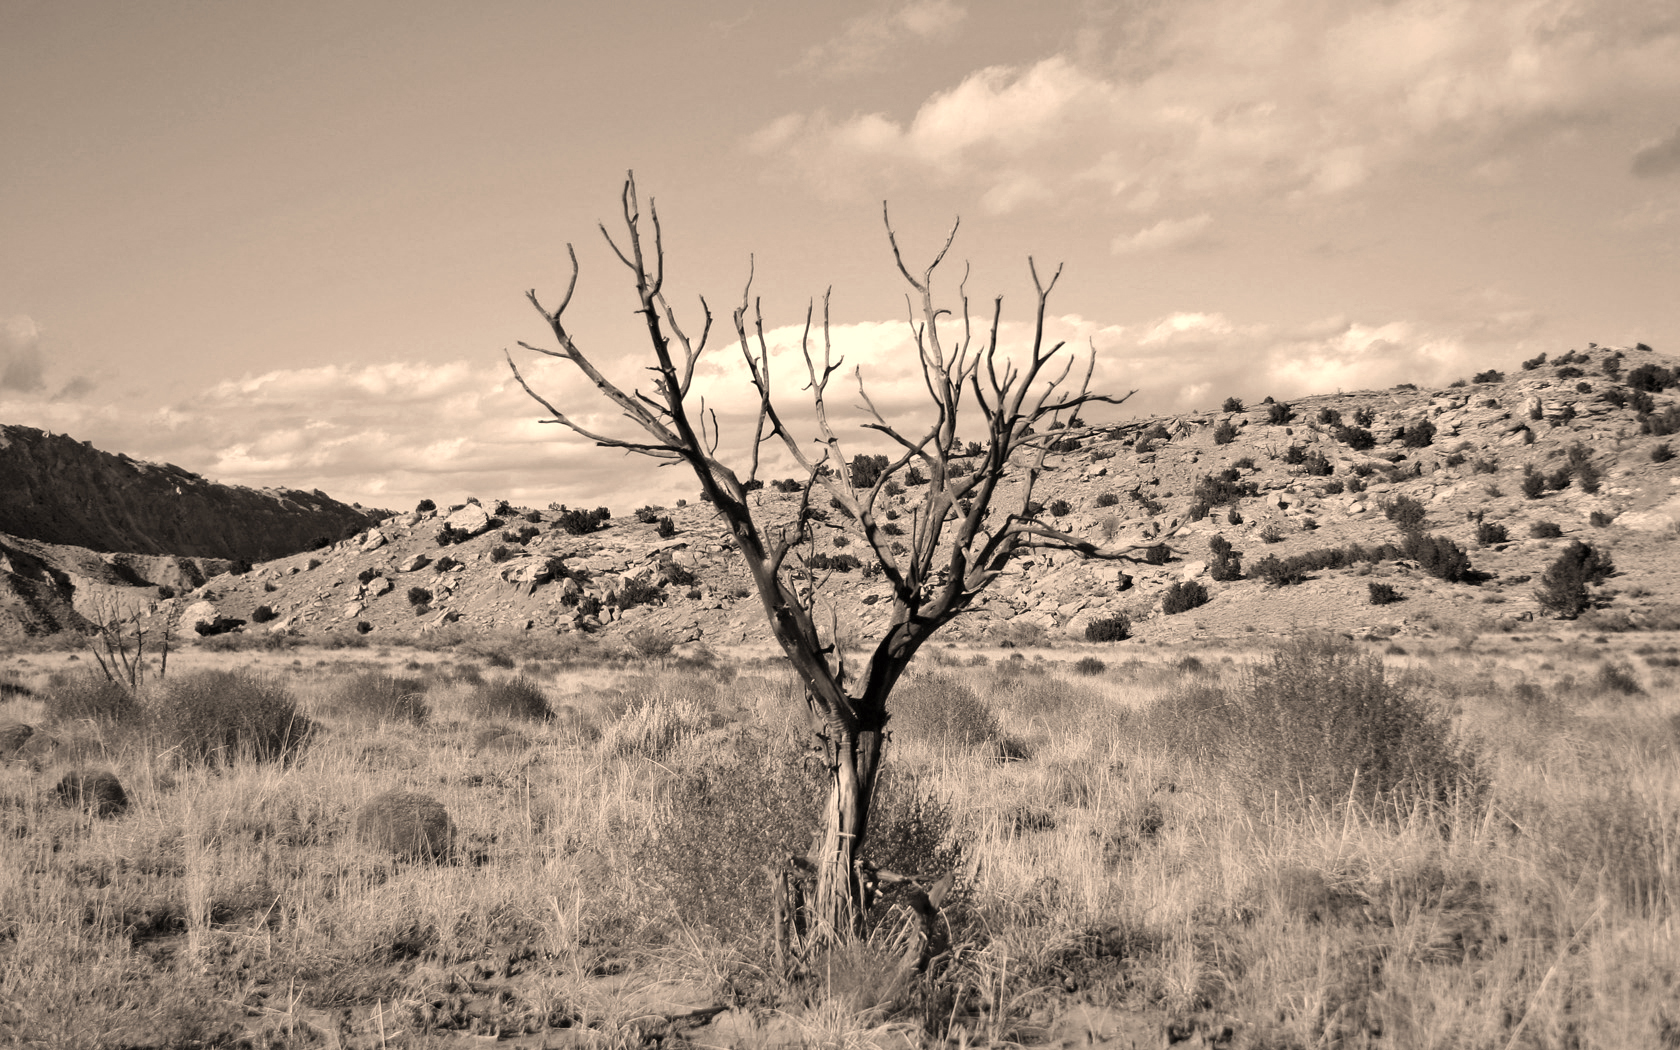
0, 304, 1550, 514
756, 0, 1680, 215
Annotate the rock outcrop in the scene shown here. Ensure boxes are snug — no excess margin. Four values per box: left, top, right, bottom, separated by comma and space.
0, 424, 381, 562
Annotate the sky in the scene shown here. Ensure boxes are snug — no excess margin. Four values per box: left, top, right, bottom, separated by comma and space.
3, 0, 1678, 514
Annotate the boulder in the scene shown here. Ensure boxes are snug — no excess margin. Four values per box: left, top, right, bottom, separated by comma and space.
354, 790, 454, 860
500, 561, 553, 592
360, 529, 388, 553
444, 503, 491, 537
368, 576, 394, 598
1180, 560, 1207, 580
398, 553, 432, 573
177, 600, 221, 638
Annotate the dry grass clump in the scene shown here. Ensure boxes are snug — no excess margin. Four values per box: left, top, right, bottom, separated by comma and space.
323, 672, 429, 725
41, 668, 141, 726
890, 672, 1009, 754
598, 696, 719, 760
149, 669, 314, 765
462, 674, 551, 720
1139, 635, 1480, 812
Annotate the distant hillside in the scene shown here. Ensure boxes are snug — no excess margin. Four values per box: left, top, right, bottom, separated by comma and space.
126, 342, 1680, 651
0, 424, 380, 563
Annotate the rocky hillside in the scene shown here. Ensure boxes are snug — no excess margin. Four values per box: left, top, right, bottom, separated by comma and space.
0, 423, 386, 638
130, 343, 1680, 651
0, 424, 380, 563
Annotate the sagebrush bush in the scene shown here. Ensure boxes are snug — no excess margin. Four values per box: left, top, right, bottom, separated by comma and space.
327, 673, 428, 724
1141, 636, 1478, 812
43, 670, 141, 726
150, 670, 313, 765
1530, 520, 1564, 539
464, 675, 551, 720
1213, 419, 1237, 445
1085, 613, 1131, 643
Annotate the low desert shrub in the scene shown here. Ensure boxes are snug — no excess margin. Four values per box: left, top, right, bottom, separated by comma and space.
1384, 495, 1426, 530
1140, 636, 1478, 812
1209, 535, 1242, 582
150, 670, 313, 765
1161, 580, 1209, 614
1094, 491, 1119, 508
251, 605, 278, 624
1530, 520, 1564, 539
1476, 521, 1508, 546
1652, 442, 1675, 463
656, 516, 677, 538
1222, 396, 1244, 412
1400, 531, 1472, 582
43, 670, 141, 726
1143, 543, 1172, 565
1536, 540, 1614, 619
891, 674, 1009, 754
1368, 581, 1402, 605
1072, 656, 1106, 676
464, 675, 551, 721
1521, 465, 1546, 499
1213, 419, 1237, 445
1401, 420, 1436, 448
1085, 613, 1132, 643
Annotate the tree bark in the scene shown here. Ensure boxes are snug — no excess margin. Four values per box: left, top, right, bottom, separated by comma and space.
809, 725, 885, 943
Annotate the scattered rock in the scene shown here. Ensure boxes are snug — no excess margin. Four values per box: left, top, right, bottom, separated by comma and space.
368, 576, 394, 598
399, 553, 431, 572
176, 600, 221, 638
444, 504, 491, 537
354, 790, 454, 860
360, 529, 388, 553
56, 770, 129, 817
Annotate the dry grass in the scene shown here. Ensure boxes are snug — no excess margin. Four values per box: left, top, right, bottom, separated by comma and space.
1, 635, 1676, 1047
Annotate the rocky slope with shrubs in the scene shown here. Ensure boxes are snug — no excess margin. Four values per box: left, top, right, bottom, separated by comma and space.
0, 423, 384, 637
15, 343, 1680, 649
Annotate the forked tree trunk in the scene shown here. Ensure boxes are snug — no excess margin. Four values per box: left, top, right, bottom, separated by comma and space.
808, 725, 886, 944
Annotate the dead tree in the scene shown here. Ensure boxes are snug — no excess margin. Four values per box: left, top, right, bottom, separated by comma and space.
507, 173, 1165, 954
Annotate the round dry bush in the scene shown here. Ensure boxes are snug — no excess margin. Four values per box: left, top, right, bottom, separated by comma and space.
890, 673, 1007, 753
150, 670, 314, 765
55, 769, 128, 818
464, 675, 551, 721
43, 670, 141, 726
328, 673, 429, 725
354, 790, 454, 860
0, 721, 36, 758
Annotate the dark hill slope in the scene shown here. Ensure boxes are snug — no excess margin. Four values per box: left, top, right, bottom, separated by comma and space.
0, 424, 379, 563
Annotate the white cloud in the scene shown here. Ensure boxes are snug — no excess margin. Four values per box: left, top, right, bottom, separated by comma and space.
756, 0, 1680, 213
799, 1, 967, 77
0, 301, 1551, 512
1111, 213, 1213, 254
